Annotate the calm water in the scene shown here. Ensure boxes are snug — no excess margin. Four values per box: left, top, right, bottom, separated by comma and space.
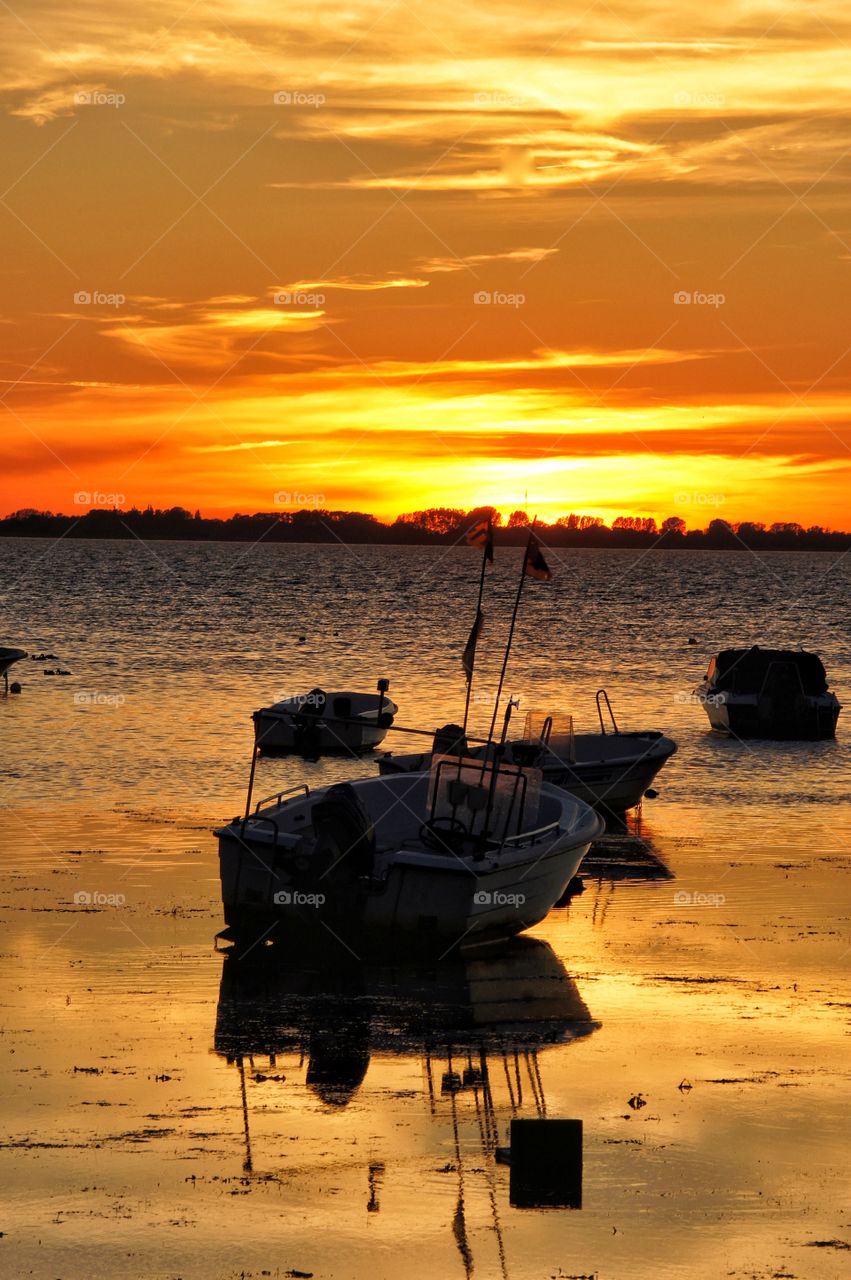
1, 541, 849, 1279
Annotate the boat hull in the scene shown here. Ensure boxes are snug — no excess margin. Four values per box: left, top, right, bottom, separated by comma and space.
218, 834, 594, 956
695, 686, 841, 740
0, 647, 27, 679
377, 733, 677, 814
538, 754, 671, 811
253, 711, 391, 755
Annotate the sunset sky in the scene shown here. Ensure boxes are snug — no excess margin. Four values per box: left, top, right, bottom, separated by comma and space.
2, 1, 850, 527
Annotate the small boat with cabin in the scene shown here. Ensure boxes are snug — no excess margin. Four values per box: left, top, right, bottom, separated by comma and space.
693, 646, 841, 739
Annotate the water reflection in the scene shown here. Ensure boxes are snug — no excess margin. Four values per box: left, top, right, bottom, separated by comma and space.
215, 937, 598, 1070
214, 936, 596, 1262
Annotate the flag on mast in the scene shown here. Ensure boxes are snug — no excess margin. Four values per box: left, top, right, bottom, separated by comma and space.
465, 517, 494, 563
462, 608, 484, 682
524, 532, 552, 581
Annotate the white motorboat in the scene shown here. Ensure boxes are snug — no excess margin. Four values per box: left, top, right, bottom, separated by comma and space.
216, 756, 603, 955
694, 646, 841, 740
377, 693, 677, 814
253, 681, 397, 756
0, 646, 27, 692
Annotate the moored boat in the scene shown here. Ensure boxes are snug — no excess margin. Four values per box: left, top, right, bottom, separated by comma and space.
377, 693, 677, 814
694, 646, 841, 739
253, 680, 397, 755
216, 756, 603, 955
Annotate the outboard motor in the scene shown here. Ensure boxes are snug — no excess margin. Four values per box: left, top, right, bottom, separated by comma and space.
292, 687, 327, 758
310, 783, 376, 880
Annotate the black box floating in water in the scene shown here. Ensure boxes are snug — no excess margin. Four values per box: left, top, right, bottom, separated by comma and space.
509, 1118, 583, 1209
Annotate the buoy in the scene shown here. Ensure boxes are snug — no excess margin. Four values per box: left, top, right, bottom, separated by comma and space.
644, 788, 658, 799
9, 681, 22, 695
688, 637, 697, 645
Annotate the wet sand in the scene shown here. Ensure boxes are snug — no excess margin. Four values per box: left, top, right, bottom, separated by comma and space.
1, 796, 848, 1280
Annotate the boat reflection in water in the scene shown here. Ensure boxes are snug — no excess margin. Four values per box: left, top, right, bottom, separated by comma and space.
214, 937, 597, 1259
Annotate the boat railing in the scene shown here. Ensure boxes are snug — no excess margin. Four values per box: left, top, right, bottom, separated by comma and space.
595, 689, 620, 735
253, 782, 311, 814
500, 819, 561, 847
240, 813, 281, 847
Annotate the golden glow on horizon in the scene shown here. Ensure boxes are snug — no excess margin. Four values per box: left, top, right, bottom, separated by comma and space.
1, 2, 850, 526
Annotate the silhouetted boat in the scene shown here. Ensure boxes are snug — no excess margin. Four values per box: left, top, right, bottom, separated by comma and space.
253, 681, 397, 755
0, 646, 27, 692
694, 646, 841, 739
377, 691, 677, 814
216, 758, 603, 954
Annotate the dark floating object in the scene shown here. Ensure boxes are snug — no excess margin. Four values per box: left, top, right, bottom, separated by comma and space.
688, 637, 697, 645
509, 1118, 583, 1209
694, 645, 841, 739
627, 1092, 647, 1110
678, 1079, 693, 1092
644, 787, 658, 799
9, 681, 22, 695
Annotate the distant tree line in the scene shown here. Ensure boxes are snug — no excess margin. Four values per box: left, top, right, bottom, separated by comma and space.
1, 504, 848, 550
